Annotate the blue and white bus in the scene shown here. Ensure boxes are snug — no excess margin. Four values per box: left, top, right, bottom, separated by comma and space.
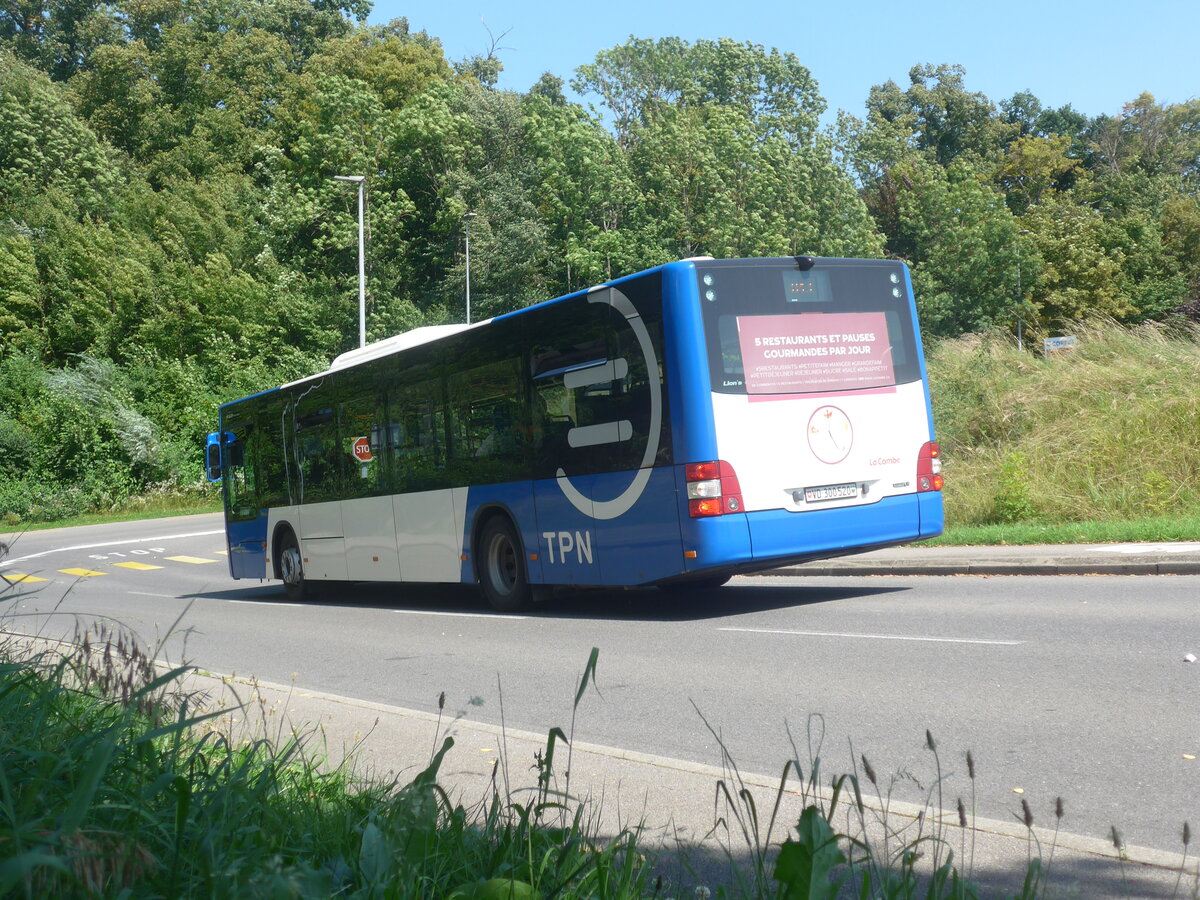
207, 256, 943, 610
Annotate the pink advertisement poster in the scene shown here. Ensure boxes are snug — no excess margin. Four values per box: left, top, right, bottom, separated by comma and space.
737, 312, 895, 394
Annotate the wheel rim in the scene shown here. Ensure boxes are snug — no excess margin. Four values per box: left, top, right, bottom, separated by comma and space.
280, 545, 302, 585
487, 532, 517, 595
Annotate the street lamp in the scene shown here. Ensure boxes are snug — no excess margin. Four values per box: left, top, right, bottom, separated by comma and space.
1015, 229, 1031, 351
333, 175, 367, 348
463, 212, 478, 325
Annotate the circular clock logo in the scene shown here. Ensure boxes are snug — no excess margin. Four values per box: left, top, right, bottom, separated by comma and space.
807, 406, 853, 464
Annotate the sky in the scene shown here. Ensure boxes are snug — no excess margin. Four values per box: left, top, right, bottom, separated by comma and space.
369, 0, 1199, 126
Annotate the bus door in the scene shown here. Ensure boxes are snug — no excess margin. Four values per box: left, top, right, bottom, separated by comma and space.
217, 407, 269, 579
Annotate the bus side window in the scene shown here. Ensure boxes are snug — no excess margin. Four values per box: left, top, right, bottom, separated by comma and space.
340, 391, 384, 498
295, 404, 341, 503
257, 398, 289, 508
533, 383, 576, 462
389, 377, 446, 492
529, 296, 607, 478
446, 357, 525, 485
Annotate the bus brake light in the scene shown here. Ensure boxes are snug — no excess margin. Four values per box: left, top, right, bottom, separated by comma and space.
917, 442, 943, 492
686, 461, 744, 517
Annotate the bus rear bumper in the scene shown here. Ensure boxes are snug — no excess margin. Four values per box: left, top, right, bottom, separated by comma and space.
679, 492, 943, 577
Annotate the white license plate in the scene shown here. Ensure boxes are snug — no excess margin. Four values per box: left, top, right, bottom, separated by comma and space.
803, 482, 859, 503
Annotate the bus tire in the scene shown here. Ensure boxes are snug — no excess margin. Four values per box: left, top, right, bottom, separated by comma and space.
278, 529, 317, 602
477, 516, 531, 612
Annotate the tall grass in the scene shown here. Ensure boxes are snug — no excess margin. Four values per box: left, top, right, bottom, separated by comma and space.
927, 319, 1200, 527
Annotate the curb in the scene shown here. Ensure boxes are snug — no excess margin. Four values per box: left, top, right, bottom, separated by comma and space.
218, 672, 1190, 876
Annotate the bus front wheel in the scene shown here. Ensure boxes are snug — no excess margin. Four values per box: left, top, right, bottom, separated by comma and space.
279, 530, 315, 602
477, 516, 531, 612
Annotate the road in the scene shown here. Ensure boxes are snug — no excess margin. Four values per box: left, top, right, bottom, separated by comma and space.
2, 513, 1197, 858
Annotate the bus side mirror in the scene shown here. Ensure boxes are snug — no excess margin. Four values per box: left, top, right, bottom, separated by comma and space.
205, 433, 222, 482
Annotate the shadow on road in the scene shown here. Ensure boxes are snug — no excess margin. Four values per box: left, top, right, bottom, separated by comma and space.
188, 579, 910, 623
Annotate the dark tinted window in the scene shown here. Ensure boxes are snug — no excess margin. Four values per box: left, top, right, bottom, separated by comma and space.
255, 395, 289, 507
291, 378, 344, 503
220, 412, 257, 522
697, 259, 921, 395
529, 273, 671, 479
381, 346, 448, 492
339, 371, 387, 499
446, 354, 527, 485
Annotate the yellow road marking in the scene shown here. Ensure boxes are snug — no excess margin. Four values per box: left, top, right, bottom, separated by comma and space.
165, 555, 216, 565
3, 573, 49, 583
59, 568, 107, 577
112, 561, 163, 571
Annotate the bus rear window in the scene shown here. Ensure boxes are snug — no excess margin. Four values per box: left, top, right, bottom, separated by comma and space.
698, 260, 921, 394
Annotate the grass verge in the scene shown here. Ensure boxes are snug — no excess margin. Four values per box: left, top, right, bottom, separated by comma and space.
927, 514, 1200, 546
3, 497, 221, 534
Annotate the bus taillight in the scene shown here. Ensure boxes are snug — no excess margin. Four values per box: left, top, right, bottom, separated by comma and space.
686, 461, 744, 517
917, 442, 943, 492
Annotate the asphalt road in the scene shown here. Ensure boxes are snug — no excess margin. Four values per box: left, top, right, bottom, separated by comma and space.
2, 513, 1197, 858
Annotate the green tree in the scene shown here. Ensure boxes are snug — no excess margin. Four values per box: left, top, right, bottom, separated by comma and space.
867, 64, 1014, 166
522, 75, 653, 287
0, 50, 117, 211
0, 0, 124, 80
68, 39, 165, 156
1021, 195, 1132, 324
575, 37, 880, 262
0, 227, 45, 353
886, 155, 1026, 335
995, 134, 1081, 213
306, 18, 451, 110
1088, 93, 1200, 180
574, 36, 824, 150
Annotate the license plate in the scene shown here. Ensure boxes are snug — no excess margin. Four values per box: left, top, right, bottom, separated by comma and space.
803, 482, 859, 503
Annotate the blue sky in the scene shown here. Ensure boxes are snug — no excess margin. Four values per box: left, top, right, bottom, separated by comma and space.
370, 0, 1198, 126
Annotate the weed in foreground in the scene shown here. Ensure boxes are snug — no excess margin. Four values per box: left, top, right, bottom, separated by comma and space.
689, 707, 1199, 900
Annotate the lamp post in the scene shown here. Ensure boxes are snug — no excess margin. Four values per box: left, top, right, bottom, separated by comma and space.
1015, 229, 1031, 351
463, 212, 478, 324
333, 175, 366, 347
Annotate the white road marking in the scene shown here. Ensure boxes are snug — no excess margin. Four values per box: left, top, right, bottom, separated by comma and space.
719, 627, 1022, 646
0, 530, 224, 569
394, 609, 526, 621
129, 592, 177, 599
228, 600, 307, 608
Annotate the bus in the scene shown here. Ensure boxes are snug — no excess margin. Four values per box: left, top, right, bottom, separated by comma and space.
206, 256, 943, 610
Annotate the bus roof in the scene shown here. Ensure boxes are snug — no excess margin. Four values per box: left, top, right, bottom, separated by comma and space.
276, 322, 490, 391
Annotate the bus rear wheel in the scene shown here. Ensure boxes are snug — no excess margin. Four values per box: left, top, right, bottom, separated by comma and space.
279, 530, 316, 602
477, 516, 531, 612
